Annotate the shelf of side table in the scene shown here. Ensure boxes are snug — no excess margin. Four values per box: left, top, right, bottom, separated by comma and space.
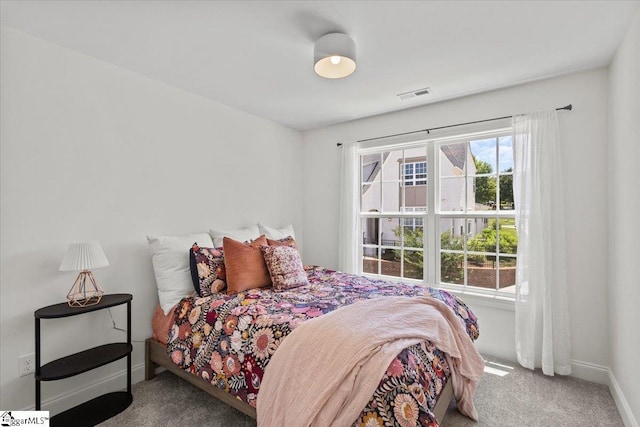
49, 392, 132, 427
35, 293, 133, 427
37, 343, 132, 381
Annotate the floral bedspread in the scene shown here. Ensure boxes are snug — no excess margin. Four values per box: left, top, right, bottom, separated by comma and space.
167, 266, 479, 427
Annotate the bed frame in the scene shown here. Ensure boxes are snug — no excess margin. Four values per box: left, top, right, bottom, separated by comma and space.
145, 337, 453, 422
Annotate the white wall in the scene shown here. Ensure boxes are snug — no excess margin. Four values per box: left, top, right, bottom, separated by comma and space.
0, 26, 303, 412
608, 9, 640, 426
302, 68, 610, 381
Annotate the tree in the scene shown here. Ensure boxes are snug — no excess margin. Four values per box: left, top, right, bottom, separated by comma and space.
473, 157, 497, 205
467, 219, 518, 265
440, 230, 464, 284
499, 168, 514, 207
391, 227, 424, 275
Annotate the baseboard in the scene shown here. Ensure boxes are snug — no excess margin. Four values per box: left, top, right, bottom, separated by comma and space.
477, 347, 609, 384
609, 370, 638, 427
475, 341, 517, 363
20, 362, 146, 414
569, 359, 609, 385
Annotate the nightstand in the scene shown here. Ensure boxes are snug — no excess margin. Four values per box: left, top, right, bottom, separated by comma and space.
34, 293, 133, 426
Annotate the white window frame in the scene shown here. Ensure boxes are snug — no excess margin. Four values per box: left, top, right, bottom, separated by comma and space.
357, 127, 516, 301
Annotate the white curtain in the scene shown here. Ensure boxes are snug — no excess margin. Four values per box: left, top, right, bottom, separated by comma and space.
512, 111, 572, 376
338, 142, 359, 273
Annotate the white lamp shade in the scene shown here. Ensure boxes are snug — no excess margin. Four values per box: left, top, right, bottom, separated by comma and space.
59, 241, 109, 271
314, 33, 356, 79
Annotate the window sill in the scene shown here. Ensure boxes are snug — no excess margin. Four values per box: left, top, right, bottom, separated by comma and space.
359, 273, 516, 311
438, 285, 515, 311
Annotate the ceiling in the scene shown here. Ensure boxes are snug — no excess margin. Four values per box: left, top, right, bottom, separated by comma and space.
1, 1, 638, 131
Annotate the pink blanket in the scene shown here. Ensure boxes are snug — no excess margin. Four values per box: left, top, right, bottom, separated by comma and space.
257, 296, 484, 427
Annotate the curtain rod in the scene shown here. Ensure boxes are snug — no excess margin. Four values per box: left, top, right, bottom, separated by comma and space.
336, 104, 572, 146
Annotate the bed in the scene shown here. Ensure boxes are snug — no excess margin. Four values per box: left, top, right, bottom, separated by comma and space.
145, 265, 480, 426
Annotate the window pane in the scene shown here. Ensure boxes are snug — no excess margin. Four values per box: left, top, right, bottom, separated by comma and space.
472, 176, 497, 211
381, 182, 402, 213
382, 150, 403, 182
467, 218, 496, 254
404, 250, 424, 280
440, 177, 465, 211
362, 247, 379, 275
401, 219, 424, 249
470, 138, 497, 174
497, 219, 518, 255
404, 181, 428, 212
440, 143, 467, 177
498, 174, 514, 210
440, 252, 464, 284
380, 218, 401, 248
402, 147, 428, 211
361, 182, 381, 212
362, 153, 381, 183
467, 258, 497, 289
498, 136, 514, 173
498, 257, 517, 291
362, 217, 380, 245
440, 218, 465, 251
381, 247, 402, 278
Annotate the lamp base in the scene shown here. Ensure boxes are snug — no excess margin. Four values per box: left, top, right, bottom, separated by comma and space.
67, 270, 104, 307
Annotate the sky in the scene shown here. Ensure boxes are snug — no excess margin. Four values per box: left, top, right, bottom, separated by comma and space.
470, 136, 513, 173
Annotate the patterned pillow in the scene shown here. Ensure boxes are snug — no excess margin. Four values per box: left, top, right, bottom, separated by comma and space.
260, 245, 308, 290
189, 243, 227, 297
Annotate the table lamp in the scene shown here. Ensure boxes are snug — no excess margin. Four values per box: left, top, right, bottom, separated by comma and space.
59, 241, 109, 307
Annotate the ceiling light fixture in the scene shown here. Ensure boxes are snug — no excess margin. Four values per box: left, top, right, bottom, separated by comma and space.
314, 33, 356, 79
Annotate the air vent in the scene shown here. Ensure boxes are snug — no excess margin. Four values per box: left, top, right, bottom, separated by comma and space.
397, 87, 430, 100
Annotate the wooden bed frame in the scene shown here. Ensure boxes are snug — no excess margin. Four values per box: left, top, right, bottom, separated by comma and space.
145, 337, 454, 422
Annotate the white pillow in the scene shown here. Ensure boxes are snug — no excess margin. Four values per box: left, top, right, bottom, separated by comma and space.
258, 223, 296, 240
209, 225, 260, 248
147, 232, 213, 314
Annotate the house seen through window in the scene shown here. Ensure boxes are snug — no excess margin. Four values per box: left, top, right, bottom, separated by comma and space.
359, 129, 517, 294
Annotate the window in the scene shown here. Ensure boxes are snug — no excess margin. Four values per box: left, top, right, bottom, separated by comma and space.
359, 130, 517, 294
403, 161, 427, 186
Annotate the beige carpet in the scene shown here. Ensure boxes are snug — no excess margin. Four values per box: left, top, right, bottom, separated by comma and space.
99, 356, 623, 427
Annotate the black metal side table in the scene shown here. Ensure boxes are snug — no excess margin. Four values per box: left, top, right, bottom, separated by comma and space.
35, 293, 133, 426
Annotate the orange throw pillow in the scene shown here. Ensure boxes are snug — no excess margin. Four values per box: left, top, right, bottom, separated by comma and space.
223, 235, 271, 294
